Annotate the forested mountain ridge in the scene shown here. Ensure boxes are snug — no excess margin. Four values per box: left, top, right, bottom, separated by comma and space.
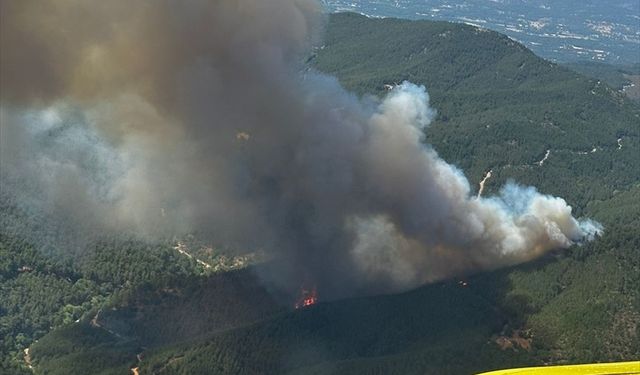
2, 12, 639, 375
313, 13, 639, 210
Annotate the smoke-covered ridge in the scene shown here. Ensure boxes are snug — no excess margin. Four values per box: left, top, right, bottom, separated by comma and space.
0, 0, 601, 298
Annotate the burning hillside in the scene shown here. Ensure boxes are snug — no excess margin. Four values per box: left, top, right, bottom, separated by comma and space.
0, 0, 601, 299
295, 286, 318, 309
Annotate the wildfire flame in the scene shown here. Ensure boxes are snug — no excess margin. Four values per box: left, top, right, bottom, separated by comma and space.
294, 286, 317, 309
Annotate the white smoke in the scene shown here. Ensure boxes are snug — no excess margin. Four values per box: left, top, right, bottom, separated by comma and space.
343, 83, 602, 291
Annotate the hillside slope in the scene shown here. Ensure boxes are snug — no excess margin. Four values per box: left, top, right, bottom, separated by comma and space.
313, 13, 639, 211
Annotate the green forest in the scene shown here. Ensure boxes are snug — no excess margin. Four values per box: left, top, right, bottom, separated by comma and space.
1, 12, 638, 375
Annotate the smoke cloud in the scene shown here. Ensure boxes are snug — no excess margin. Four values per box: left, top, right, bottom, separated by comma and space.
0, 0, 601, 297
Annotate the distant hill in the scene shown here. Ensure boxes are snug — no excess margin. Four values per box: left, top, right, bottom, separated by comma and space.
9, 13, 640, 375
324, 0, 640, 65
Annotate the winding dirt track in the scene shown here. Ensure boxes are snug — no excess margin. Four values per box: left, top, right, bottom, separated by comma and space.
477, 169, 493, 198
24, 347, 34, 371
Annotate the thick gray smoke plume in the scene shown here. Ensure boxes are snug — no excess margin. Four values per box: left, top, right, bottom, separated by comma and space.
0, 0, 601, 297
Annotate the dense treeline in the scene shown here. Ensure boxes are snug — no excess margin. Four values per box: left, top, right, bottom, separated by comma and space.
139, 282, 518, 375
26, 265, 284, 375
0, 195, 204, 372
0, 233, 94, 372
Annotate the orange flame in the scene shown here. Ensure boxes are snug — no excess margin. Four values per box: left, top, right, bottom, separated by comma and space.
294, 286, 317, 309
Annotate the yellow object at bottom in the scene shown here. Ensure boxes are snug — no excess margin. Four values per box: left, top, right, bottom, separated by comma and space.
476, 361, 640, 375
